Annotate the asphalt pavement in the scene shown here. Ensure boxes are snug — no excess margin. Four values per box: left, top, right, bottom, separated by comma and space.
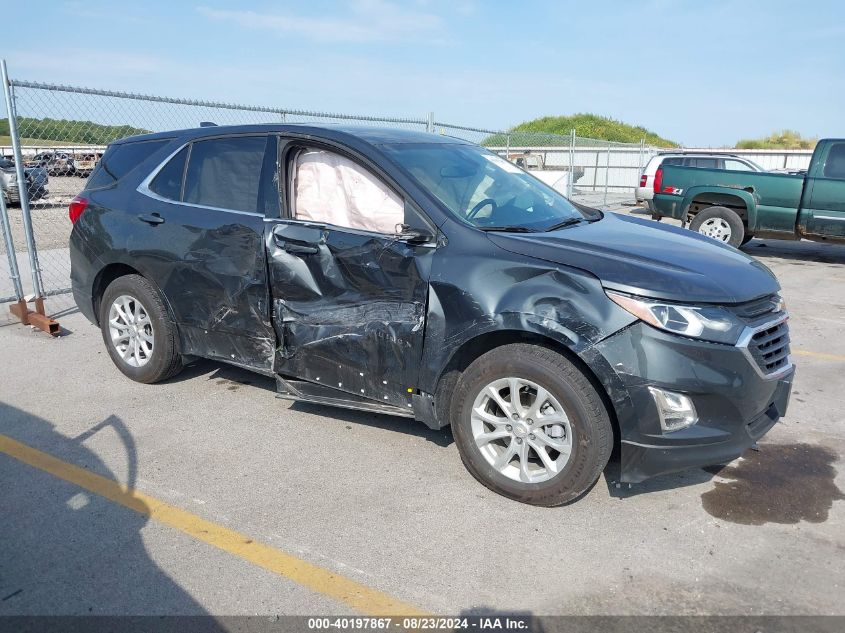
0, 213, 843, 616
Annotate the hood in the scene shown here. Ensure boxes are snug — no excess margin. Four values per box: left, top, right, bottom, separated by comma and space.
487, 212, 780, 304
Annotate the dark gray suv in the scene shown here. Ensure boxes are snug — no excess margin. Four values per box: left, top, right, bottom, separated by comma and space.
68, 124, 793, 506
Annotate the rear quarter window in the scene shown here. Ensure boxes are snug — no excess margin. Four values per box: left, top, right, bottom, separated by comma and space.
87, 139, 170, 189
149, 146, 189, 200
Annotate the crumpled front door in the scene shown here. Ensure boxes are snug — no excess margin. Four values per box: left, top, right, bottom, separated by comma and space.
265, 219, 434, 409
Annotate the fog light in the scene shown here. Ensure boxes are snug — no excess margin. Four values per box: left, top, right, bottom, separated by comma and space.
648, 387, 698, 433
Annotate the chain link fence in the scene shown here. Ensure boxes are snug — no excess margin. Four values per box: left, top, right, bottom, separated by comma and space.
1, 65, 656, 319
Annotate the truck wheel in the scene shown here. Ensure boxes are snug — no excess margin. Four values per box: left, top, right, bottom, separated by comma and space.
99, 274, 183, 384
689, 206, 745, 247
450, 344, 612, 506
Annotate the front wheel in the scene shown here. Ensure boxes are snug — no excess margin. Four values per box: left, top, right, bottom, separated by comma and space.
450, 344, 613, 506
689, 206, 745, 248
99, 274, 183, 384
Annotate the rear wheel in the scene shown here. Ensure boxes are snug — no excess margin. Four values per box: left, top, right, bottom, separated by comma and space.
450, 344, 612, 506
99, 274, 183, 384
689, 206, 745, 248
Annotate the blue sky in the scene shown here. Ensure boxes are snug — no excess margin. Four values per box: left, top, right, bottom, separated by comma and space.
4, 0, 844, 146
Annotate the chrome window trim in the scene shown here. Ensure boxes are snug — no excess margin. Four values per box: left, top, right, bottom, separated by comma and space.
136, 138, 265, 217
736, 312, 793, 380
262, 216, 437, 247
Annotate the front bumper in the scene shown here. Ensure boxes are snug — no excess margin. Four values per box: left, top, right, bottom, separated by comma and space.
589, 321, 794, 483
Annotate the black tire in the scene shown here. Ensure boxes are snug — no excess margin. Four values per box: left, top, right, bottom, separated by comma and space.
99, 274, 183, 384
689, 206, 745, 248
450, 344, 613, 507
741, 233, 754, 245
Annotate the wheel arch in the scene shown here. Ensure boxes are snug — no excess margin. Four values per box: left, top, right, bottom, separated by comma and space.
91, 262, 176, 328
681, 186, 757, 228
432, 328, 620, 448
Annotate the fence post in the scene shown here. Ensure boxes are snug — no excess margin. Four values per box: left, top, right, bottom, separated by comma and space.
0, 189, 25, 305
1, 59, 59, 334
505, 133, 510, 160
568, 129, 575, 198
638, 139, 645, 174
426, 111, 434, 133
603, 141, 611, 206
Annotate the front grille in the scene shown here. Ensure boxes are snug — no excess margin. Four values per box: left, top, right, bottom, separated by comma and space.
748, 320, 791, 375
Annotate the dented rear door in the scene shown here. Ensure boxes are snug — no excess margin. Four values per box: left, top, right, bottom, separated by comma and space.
265, 219, 434, 409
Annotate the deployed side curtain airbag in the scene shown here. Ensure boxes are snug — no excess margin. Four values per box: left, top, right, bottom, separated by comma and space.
294, 150, 403, 234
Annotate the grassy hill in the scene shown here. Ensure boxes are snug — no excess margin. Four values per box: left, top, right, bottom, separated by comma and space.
485, 114, 677, 147
1, 135, 88, 147
736, 130, 817, 150
0, 118, 148, 146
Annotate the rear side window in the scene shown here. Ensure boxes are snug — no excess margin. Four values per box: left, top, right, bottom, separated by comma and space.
823, 143, 845, 179
183, 136, 267, 212
87, 139, 169, 189
686, 157, 718, 168
661, 157, 683, 166
150, 146, 189, 200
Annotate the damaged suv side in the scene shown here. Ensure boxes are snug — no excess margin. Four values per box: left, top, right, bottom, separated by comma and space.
69, 125, 794, 506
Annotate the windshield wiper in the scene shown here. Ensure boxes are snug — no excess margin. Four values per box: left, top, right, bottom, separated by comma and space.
477, 225, 539, 233
544, 217, 587, 232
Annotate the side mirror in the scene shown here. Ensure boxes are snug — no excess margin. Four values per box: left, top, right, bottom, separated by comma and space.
395, 223, 435, 244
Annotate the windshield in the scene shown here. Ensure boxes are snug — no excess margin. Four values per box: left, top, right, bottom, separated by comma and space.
383, 143, 589, 231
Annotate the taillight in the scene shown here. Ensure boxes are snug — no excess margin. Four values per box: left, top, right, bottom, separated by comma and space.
639, 174, 648, 188
68, 195, 88, 224
653, 167, 663, 194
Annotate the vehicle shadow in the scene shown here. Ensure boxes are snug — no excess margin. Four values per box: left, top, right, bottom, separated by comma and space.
164, 360, 454, 446
602, 456, 715, 499
289, 400, 454, 447
0, 401, 227, 621
741, 238, 845, 264
163, 359, 277, 393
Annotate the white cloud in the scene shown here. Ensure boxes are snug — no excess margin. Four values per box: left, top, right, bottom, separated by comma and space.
196, 1, 442, 43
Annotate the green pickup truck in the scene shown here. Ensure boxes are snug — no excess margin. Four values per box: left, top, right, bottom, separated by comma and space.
651, 138, 845, 247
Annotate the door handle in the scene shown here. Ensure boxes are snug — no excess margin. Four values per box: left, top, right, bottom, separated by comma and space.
138, 213, 165, 225
282, 242, 318, 255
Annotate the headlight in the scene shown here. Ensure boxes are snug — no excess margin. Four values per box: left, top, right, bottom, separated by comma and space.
606, 290, 744, 344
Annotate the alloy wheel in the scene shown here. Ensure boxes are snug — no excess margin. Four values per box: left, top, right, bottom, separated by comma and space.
108, 294, 154, 367
470, 377, 573, 483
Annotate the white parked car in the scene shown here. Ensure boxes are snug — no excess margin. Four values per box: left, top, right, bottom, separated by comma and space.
636, 153, 765, 210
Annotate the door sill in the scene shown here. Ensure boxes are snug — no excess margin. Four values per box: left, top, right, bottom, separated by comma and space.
275, 376, 415, 418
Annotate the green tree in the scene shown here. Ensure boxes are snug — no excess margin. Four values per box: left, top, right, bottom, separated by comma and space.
2, 117, 148, 145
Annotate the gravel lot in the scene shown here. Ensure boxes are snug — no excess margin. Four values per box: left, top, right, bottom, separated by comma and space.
0, 206, 843, 616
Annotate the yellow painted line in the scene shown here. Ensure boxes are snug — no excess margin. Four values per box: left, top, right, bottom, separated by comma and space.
0, 433, 426, 616
793, 348, 845, 362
